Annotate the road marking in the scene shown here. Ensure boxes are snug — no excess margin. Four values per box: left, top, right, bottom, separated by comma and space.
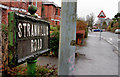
108, 38, 112, 41
117, 39, 120, 42
88, 34, 99, 37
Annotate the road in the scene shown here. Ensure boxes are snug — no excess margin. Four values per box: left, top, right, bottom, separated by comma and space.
101, 32, 119, 52
75, 32, 118, 75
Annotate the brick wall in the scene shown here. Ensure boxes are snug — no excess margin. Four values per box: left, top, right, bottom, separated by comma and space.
0, 1, 43, 24
0, 2, 29, 24
2, 9, 8, 25
42, 4, 61, 26
36, 2, 42, 17
0, 2, 29, 11
0, 1, 60, 26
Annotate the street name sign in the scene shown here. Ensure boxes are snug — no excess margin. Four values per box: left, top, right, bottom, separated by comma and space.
97, 10, 106, 18
8, 12, 50, 67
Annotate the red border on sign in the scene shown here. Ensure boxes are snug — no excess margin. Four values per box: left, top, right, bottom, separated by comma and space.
97, 10, 106, 18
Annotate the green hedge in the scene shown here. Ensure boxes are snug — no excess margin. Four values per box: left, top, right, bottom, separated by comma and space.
50, 26, 58, 31
50, 31, 59, 57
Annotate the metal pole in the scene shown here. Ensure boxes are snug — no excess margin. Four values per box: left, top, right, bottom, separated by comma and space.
99, 18, 104, 40
100, 22, 102, 40
27, 59, 37, 77
58, 0, 77, 75
27, 5, 37, 77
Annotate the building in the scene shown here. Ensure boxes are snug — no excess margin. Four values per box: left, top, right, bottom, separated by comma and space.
42, 1, 61, 26
0, 0, 61, 26
105, 18, 112, 26
95, 18, 112, 28
0, 1, 42, 24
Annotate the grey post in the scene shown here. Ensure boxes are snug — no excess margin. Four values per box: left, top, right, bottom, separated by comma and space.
118, 1, 120, 76
99, 18, 104, 40
118, 1, 120, 13
100, 20, 102, 40
58, 0, 77, 75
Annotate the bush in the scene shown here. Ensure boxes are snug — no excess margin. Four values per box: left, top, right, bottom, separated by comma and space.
76, 20, 87, 31
76, 20, 88, 38
107, 26, 111, 31
50, 26, 58, 31
56, 25, 60, 31
111, 22, 118, 32
36, 65, 57, 76
50, 31, 59, 57
43, 26, 60, 57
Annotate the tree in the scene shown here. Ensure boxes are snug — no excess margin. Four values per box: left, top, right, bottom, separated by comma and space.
114, 13, 120, 20
102, 21, 107, 29
86, 13, 95, 28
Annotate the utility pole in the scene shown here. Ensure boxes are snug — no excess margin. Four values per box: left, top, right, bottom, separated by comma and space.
118, 1, 120, 76
58, 0, 77, 75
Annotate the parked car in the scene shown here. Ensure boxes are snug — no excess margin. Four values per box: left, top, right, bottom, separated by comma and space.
115, 29, 120, 34
94, 29, 103, 32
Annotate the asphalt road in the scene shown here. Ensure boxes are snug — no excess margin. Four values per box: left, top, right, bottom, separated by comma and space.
101, 32, 119, 51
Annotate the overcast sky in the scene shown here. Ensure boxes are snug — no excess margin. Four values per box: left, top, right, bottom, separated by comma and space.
48, 0, 120, 23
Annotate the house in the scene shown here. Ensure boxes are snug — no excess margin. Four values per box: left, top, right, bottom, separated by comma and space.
0, 1, 42, 24
95, 18, 112, 29
0, 0, 61, 26
105, 18, 112, 26
42, 1, 61, 26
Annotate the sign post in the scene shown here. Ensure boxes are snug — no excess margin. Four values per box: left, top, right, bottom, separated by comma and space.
97, 10, 106, 40
8, 5, 50, 76
58, 0, 77, 75
27, 5, 37, 77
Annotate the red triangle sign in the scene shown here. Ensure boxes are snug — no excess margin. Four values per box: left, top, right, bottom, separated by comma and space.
97, 10, 106, 18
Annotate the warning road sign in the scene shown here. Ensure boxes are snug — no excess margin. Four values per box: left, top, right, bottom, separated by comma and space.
97, 10, 106, 18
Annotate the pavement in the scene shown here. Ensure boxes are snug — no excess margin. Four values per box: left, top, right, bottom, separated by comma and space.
75, 32, 118, 75
37, 32, 118, 75
37, 56, 58, 68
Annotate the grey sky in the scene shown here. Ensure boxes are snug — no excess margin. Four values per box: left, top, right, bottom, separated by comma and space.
48, 0, 119, 23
